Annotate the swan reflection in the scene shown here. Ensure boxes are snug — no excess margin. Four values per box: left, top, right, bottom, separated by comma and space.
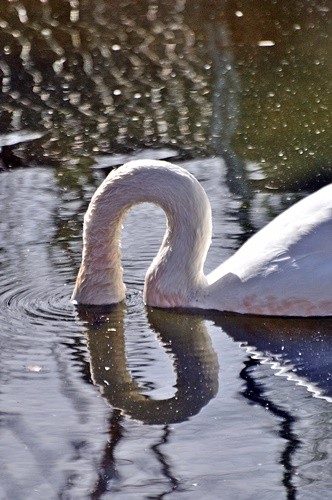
214, 314, 332, 400
78, 302, 332, 427
78, 304, 219, 424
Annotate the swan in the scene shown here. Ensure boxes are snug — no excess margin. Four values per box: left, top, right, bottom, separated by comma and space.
72, 160, 332, 316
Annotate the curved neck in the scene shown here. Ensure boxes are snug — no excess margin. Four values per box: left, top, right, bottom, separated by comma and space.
72, 160, 212, 306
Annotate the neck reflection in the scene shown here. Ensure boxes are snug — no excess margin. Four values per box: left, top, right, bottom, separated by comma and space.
78, 304, 219, 425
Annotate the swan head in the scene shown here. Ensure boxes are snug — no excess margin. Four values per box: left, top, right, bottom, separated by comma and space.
71, 263, 126, 305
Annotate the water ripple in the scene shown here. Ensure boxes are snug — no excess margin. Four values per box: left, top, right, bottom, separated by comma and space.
0, 276, 76, 333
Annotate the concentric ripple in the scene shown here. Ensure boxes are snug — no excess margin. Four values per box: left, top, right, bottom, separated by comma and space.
1, 274, 72, 313
0, 268, 89, 390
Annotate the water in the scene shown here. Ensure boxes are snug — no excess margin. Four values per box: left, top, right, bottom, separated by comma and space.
1, 158, 332, 499
0, 1, 332, 498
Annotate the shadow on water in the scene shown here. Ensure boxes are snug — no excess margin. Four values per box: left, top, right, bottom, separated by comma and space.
90, 412, 181, 499
89, 410, 124, 499
209, 21, 251, 201
239, 357, 300, 500
208, 19, 257, 250
0, 131, 45, 170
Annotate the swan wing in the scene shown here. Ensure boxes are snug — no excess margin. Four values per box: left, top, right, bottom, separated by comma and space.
206, 184, 332, 315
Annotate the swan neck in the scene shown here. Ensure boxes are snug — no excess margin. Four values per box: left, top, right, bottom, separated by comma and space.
72, 160, 212, 306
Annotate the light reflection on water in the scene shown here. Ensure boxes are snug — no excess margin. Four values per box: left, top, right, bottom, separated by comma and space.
0, 0, 330, 187
0, 161, 332, 498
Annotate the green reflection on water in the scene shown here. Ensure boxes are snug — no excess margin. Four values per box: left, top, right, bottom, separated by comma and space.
0, 0, 330, 187
230, 0, 331, 186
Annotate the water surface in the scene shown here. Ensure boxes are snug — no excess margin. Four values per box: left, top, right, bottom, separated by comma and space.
1, 159, 332, 499
0, 1, 331, 498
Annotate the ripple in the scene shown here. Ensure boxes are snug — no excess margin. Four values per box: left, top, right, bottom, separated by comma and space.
0, 269, 147, 336
126, 289, 145, 313
0, 276, 76, 334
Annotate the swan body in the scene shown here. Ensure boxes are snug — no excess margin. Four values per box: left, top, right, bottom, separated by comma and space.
72, 160, 332, 316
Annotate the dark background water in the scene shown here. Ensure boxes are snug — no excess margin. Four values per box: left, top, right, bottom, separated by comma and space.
0, 1, 331, 499
0, 0, 331, 186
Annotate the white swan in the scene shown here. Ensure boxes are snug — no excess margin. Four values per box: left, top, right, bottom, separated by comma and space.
72, 160, 332, 316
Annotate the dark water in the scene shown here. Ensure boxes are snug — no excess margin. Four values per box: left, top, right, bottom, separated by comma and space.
0, 1, 332, 499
